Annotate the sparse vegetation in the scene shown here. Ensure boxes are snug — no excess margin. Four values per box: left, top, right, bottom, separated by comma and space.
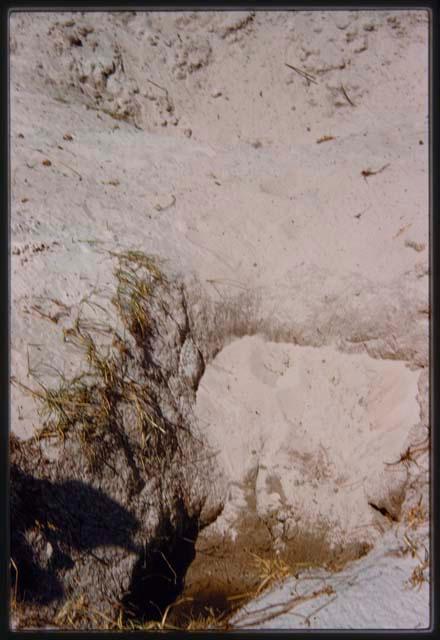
404, 499, 427, 530
251, 551, 291, 595
13, 251, 178, 475
11, 250, 217, 630
101, 107, 133, 122
168, 500, 372, 631
10, 248, 428, 630
407, 560, 429, 590
111, 249, 166, 342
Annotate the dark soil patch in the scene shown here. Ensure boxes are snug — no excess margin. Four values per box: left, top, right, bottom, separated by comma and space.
168, 504, 372, 628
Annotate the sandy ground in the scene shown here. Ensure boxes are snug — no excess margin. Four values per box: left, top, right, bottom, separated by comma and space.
196, 337, 420, 545
230, 528, 430, 630
10, 9, 430, 629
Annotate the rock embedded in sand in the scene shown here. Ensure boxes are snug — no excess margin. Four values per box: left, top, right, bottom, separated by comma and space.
179, 336, 205, 390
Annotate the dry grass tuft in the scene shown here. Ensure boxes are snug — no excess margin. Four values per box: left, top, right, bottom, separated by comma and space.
250, 552, 291, 595
111, 250, 165, 341
404, 500, 428, 531
33, 597, 228, 632
55, 595, 89, 627
173, 507, 371, 630
407, 559, 429, 590
13, 251, 176, 472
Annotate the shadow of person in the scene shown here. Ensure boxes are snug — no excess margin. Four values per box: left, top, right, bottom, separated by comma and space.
10, 464, 141, 606
122, 496, 199, 622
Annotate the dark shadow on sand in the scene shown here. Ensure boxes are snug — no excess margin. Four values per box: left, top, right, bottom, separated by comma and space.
10, 464, 140, 605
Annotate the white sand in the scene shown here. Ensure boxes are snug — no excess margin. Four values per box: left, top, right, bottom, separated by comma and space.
231, 528, 430, 629
195, 336, 420, 545
10, 9, 430, 628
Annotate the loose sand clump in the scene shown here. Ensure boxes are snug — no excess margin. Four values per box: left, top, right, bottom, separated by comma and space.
194, 336, 421, 546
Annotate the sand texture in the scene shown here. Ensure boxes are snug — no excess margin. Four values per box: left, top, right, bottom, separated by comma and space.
10, 9, 430, 630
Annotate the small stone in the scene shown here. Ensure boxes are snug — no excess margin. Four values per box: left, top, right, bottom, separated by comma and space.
179, 337, 205, 389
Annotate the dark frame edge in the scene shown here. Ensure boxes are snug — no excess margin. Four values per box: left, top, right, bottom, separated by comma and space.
2, 3, 11, 639
430, 0, 439, 636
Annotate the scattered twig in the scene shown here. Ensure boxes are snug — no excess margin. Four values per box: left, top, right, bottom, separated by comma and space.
29, 305, 65, 324
303, 594, 338, 626
205, 278, 248, 291
285, 63, 318, 85
49, 298, 71, 311
146, 78, 170, 100
11, 558, 19, 605
385, 443, 428, 469
316, 135, 335, 144
368, 502, 398, 522
10, 377, 45, 400
353, 205, 371, 220
340, 83, 355, 107
361, 163, 390, 180
57, 159, 83, 180
403, 533, 424, 562
404, 498, 427, 530
159, 551, 177, 585
408, 561, 429, 590
232, 585, 334, 628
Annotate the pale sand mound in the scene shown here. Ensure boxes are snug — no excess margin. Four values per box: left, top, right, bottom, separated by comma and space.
195, 335, 420, 547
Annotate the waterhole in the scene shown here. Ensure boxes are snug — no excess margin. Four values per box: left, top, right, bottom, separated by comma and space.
163, 334, 420, 626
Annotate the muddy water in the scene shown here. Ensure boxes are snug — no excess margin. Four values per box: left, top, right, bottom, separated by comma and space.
169, 484, 371, 628
171, 334, 420, 626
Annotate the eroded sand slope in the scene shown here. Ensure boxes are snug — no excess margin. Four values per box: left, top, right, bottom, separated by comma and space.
10, 9, 430, 629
